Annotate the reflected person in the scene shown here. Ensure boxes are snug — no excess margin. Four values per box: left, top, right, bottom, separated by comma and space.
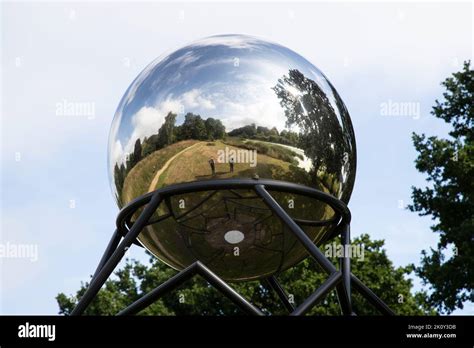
208, 157, 216, 176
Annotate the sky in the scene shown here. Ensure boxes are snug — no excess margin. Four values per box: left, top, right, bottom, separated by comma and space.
0, 1, 472, 315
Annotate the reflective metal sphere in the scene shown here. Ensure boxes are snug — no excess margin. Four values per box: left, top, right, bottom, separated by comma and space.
108, 34, 356, 281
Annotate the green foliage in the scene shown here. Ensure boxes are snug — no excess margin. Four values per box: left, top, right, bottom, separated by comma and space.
228, 123, 257, 138
272, 69, 346, 174
132, 139, 142, 165
204, 117, 226, 140
141, 135, 157, 157
176, 113, 208, 140
409, 61, 473, 313
156, 112, 177, 149
228, 123, 300, 147
57, 234, 434, 315
113, 163, 126, 204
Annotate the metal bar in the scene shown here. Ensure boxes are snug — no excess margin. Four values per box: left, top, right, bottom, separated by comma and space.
75, 177, 396, 316
254, 184, 338, 275
336, 284, 350, 315
265, 276, 295, 313
196, 262, 264, 316
146, 212, 172, 226
117, 263, 198, 316
71, 192, 162, 316
175, 191, 218, 220
293, 216, 339, 227
118, 178, 351, 226
336, 223, 352, 315
341, 224, 351, 311
291, 271, 342, 316
92, 229, 122, 280
351, 274, 396, 316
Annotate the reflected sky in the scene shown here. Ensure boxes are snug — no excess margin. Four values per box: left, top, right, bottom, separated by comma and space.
108, 34, 345, 169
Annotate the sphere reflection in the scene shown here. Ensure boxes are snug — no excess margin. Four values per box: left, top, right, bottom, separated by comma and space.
108, 35, 356, 281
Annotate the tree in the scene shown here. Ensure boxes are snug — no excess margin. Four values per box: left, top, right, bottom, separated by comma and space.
57, 234, 434, 315
113, 163, 126, 204
141, 136, 157, 157
272, 69, 355, 203
409, 61, 473, 313
132, 138, 142, 166
257, 126, 271, 135
204, 117, 226, 140
156, 112, 177, 149
178, 113, 207, 140
228, 123, 257, 138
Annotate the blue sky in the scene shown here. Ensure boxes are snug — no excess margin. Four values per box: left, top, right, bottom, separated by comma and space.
1, 1, 472, 314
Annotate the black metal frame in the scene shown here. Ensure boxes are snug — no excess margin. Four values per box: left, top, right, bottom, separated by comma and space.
71, 178, 395, 316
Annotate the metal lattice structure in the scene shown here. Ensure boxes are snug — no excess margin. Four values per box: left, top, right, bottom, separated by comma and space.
71, 178, 395, 316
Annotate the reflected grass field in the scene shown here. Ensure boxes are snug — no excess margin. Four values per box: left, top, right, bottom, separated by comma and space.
122, 139, 199, 203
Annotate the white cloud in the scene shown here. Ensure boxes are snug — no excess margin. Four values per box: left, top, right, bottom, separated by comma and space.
123, 105, 173, 158
221, 96, 286, 131
121, 59, 160, 109
111, 140, 124, 168
111, 81, 288, 168
181, 89, 216, 110
114, 88, 216, 165
163, 50, 201, 69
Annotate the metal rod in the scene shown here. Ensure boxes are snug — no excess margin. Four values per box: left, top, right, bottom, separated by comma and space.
196, 262, 264, 316
351, 274, 396, 315
341, 224, 352, 313
117, 178, 351, 227
71, 192, 162, 316
118, 262, 264, 316
118, 263, 197, 316
72, 178, 395, 316
92, 229, 122, 280
293, 216, 339, 227
254, 184, 338, 275
336, 223, 352, 315
291, 271, 342, 316
265, 276, 295, 313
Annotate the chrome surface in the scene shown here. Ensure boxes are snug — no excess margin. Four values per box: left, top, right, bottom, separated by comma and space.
108, 34, 356, 281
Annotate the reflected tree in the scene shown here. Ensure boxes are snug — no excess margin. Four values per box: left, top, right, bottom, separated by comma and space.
204, 117, 226, 140
133, 139, 142, 166
177, 113, 208, 140
272, 69, 352, 197
157, 112, 177, 149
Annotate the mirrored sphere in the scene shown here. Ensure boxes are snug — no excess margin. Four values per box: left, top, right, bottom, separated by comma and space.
108, 34, 356, 281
